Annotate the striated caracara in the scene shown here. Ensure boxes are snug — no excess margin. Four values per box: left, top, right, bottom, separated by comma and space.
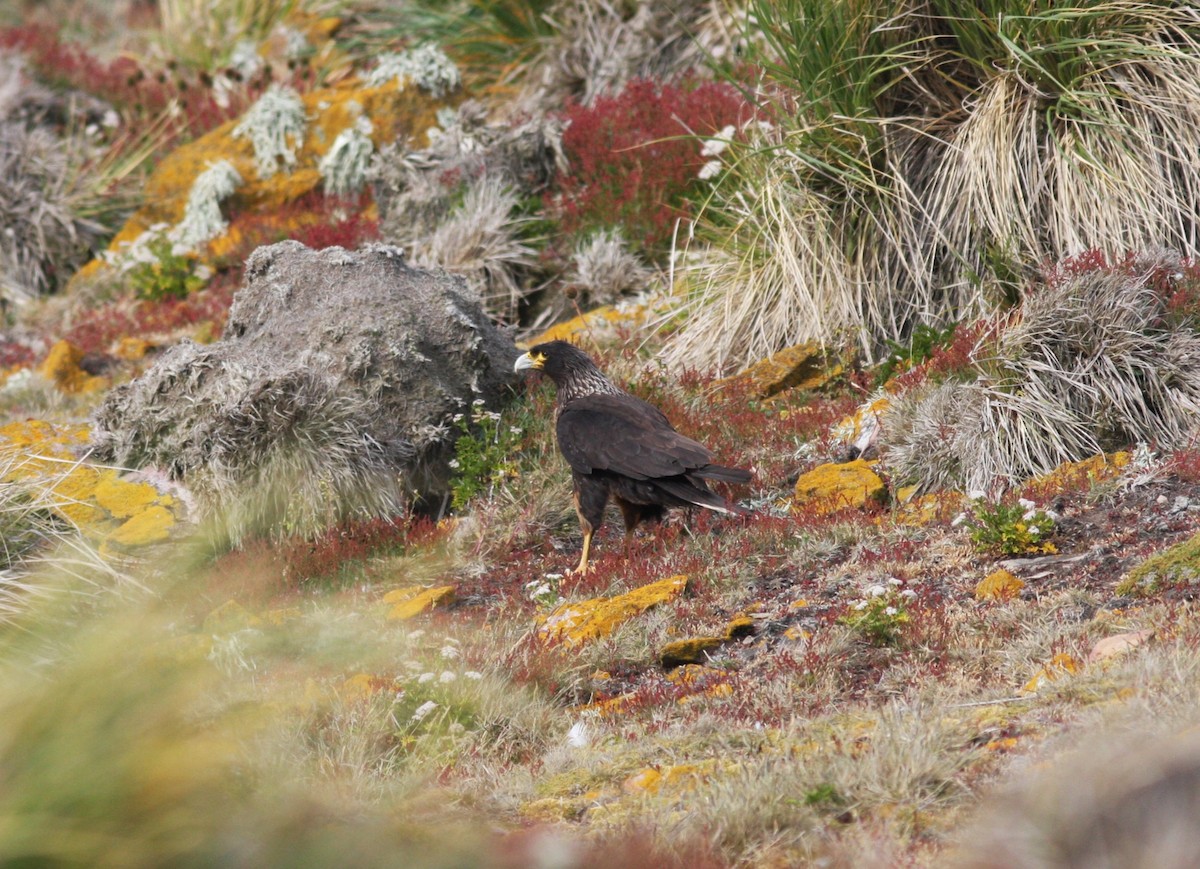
514, 340, 751, 574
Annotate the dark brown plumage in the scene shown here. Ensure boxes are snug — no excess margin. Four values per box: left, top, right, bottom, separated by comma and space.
514, 340, 751, 574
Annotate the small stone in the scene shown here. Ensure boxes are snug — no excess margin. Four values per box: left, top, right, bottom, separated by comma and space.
793, 459, 887, 514
1087, 630, 1152, 664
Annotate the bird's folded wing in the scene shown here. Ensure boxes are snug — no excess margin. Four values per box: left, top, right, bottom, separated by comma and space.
556, 394, 713, 479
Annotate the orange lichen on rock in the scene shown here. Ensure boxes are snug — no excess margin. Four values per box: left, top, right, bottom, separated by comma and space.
38, 340, 107, 394
1020, 652, 1081, 694
716, 341, 842, 399
384, 585, 457, 620
537, 575, 689, 646
793, 459, 887, 514
0, 420, 181, 544
975, 568, 1025, 601
520, 303, 648, 349
105, 77, 453, 257
1028, 451, 1131, 492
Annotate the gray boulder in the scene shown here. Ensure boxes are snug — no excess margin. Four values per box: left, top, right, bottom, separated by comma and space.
90, 241, 517, 540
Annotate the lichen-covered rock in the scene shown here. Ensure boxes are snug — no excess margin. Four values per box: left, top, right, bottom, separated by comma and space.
716, 341, 842, 399
793, 459, 888, 514
89, 241, 517, 540
537, 574, 689, 646
0, 420, 181, 547
1117, 533, 1200, 597
38, 340, 107, 394
384, 585, 457, 620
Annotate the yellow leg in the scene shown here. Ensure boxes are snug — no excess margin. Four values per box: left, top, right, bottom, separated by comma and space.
573, 529, 594, 575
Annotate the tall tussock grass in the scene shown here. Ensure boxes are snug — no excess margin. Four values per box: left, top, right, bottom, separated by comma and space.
667, 0, 1200, 371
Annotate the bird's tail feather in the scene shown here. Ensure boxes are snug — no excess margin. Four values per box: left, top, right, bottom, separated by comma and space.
692, 464, 752, 484
657, 477, 750, 516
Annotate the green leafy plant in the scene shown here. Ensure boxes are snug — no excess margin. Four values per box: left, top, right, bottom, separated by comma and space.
839, 580, 913, 646
965, 498, 1057, 556
876, 322, 959, 386
449, 398, 528, 510
128, 237, 207, 301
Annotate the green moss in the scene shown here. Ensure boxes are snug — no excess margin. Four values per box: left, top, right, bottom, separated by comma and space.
1117, 533, 1200, 597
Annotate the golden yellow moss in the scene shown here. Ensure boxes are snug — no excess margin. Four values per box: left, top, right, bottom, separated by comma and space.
975, 569, 1025, 601
384, 585, 457, 620
659, 636, 725, 667
716, 341, 842, 399
1029, 451, 1131, 491
893, 488, 963, 526
793, 459, 887, 514
537, 574, 689, 646
37, 340, 108, 394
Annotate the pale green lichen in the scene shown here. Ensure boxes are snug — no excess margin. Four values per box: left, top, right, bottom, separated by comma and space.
232, 84, 307, 178
366, 44, 460, 98
319, 115, 374, 196
171, 160, 243, 252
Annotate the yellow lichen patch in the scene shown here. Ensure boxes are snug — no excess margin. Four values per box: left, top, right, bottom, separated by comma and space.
1020, 652, 1081, 695
621, 762, 709, 795
338, 673, 392, 704
536, 574, 689, 646
665, 664, 726, 686
1028, 451, 1130, 492
114, 337, 155, 361
975, 569, 1025, 601
715, 341, 842, 399
677, 682, 734, 704
520, 303, 648, 349
832, 396, 891, 450
574, 694, 631, 717
109, 505, 176, 547
384, 585, 457, 620
659, 636, 725, 668
202, 600, 262, 634
94, 470, 161, 519
37, 340, 107, 394
793, 460, 887, 514
893, 487, 963, 526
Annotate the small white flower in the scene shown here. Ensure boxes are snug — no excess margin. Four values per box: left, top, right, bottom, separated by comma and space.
411, 700, 438, 722
884, 606, 898, 616
440, 644, 461, 659
418, 672, 435, 684
866, 584, 887, 598
448, 459, 461, 470
439, 671, 457, 683
544, 573, 564, 581
900, 589, 917, 600
472, 398, 485, 407
464, 671, 483, 680
854, 600, 869, 611
886, 577, 903, 587
698, 159, 723, 180
1018, 498, 1036, 510
509, 426, 523, 435
567, 720, 590, 748
452, 413, 464, 423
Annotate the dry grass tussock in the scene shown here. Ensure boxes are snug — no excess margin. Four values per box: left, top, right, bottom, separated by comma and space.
885, 252, 1200, 492
665, 0, 1200, 372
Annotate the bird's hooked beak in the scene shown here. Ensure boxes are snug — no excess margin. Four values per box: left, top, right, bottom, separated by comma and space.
514, 350, 546, 373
